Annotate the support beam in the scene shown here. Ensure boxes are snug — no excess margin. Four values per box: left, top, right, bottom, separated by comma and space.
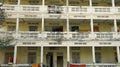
41, 46, 43, 67
117, 46, 120, 63
92, 46, 95, 63
13, 46, 17, 64
67, 46, 70, 67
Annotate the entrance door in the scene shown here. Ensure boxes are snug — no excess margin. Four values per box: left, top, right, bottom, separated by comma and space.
57, 56, 63, 67
46, 52, 53, 67
94, 25, 99, 32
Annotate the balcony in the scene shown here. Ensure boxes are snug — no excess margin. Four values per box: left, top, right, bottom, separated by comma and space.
0, 31, 120, 41
2, 4, 120, 19
2, 5, 120, 14
3, 5, 42, 12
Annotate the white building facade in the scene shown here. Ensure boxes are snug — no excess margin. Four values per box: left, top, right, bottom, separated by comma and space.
0, 0, 120, 67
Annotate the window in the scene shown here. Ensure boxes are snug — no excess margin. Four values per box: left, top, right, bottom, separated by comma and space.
95, 47, 101, 50
28, 52, 36, 64
29, 0, 39, 5
71, 26, 79, 32
29, 26, 38, 31
45, 26, 63, 32
4, 52, 14, 64
28, 47, 38, 50
8, 26, 16, 31
8, 0, 18, 4
71, 47, 80, 50
72, 52, 80, 63
95, 52, 101, 63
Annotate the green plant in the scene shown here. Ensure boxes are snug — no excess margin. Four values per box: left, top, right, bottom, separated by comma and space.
0, 36, 16, 49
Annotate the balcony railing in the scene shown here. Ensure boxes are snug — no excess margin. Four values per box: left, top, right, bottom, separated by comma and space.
43, 32, 68, 40
92, 7, 113, 14
0, 31, 16, 37
70, 63, 117, 67
3, 5, 42, 12
69, 32, 91, 40
94, 32, 116, 40
115, 7, 120, 14
3, 5, 120, 14
1, 64, 31, 67
1, 63, 119, 67
0, 31, 119, 41
18, 31, 40, 40
68, 6, 90, 14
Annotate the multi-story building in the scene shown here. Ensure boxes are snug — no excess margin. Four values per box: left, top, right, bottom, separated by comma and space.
0, 0, 120, 67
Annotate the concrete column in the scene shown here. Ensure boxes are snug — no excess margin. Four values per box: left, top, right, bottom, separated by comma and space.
17, 0, 20, 5
114, 19, 117, 32
16, 17, 19, 33
42, 0, 45, 32
117, 46, 120, 63
41, 46, 43, 67
67, 46, 70, 67
89, 0, 92, 6
112, 0, 115, 7
92, 46, 95, 63
13, 46, 17, 64
66, 0, 69, 32
90, 17, 94, 32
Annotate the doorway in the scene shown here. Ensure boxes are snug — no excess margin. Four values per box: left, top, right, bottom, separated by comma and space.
94, 25, 99, 32
57, 55, 63, 67
46, 52, 53, 67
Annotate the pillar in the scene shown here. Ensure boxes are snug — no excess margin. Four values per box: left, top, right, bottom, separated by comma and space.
117, 46, 120, 63
92, 46, 95, 63
13, 45, 17, 64
67, 46, 70, 67
41, 46, 43, 67
42, 0, 45, 32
